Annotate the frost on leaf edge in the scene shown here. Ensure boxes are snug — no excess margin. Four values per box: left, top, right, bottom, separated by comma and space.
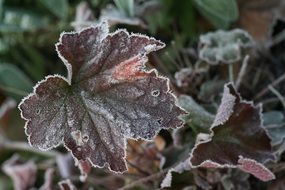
18, 22, 186, 173
55, 20, 166, 84
18, 74, 69, 151
188, 83, 275, 181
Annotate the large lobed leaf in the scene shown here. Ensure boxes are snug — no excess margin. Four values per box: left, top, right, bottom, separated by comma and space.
19, 22, 185, 173
190, 83, 275, 181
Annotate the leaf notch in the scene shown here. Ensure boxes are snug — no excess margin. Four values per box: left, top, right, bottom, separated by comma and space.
19, 21, 186, 173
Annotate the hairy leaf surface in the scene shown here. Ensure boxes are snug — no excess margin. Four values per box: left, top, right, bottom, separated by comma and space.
199, 29, 253, 64
19, 22, 185, 173
190, 83, 275, 181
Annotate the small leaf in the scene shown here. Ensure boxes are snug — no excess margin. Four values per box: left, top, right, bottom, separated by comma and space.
0, 64, 33, 101
39, 0, 68, 19
178, 95, 214, 131
19, 22, 185, 173
193, 0, 239, 29
263, 111, 285, 145
199, 29, 254, 65
2, 154, 37, 190
161, 127, 195, 188
190, 83, 275, 181
237, 157, 275, 182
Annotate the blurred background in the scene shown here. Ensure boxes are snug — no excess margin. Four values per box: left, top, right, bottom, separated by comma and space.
0, 0, 285, 189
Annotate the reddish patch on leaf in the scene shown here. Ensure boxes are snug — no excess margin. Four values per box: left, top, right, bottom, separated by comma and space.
238, 157, 275, 182
112, 56, 149, 81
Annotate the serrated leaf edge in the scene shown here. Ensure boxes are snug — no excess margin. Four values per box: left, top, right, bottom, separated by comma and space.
19, 22, 186, 173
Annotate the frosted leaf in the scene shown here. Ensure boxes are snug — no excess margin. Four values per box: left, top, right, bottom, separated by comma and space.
190, 83, 276, 181
161, 127, 195, 188
178, 95, 214, 130
263, 111, 285, 145
160, 170, 172, 188
237, 157, 275, 181
2, 155, 37, 190
19, 22, 185, 173
199, 29, 254, 64
212, 84, 236, 126
160, 159, 192, 188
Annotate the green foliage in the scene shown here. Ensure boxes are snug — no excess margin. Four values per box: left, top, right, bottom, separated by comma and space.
193, 0, 239, 29
178, 95, 214, 132
0, 64, 32, 101
114, 0, 134, 17
199, 29, 253, 64
263, 111, 285, 145
39, 0, 68, 19
0, 8, 49, 32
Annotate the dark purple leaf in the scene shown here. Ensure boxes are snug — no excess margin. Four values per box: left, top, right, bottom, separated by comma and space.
190, 83, 275, 181
19, 22, 185, 173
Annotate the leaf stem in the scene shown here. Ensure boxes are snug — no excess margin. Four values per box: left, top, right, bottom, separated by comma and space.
0, 135, 60, 157
235, 55, 249, 89
0, 84, 29, 96
228, 64, 234, 83
254, 73, 285, 100
268, 85, 285, 109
